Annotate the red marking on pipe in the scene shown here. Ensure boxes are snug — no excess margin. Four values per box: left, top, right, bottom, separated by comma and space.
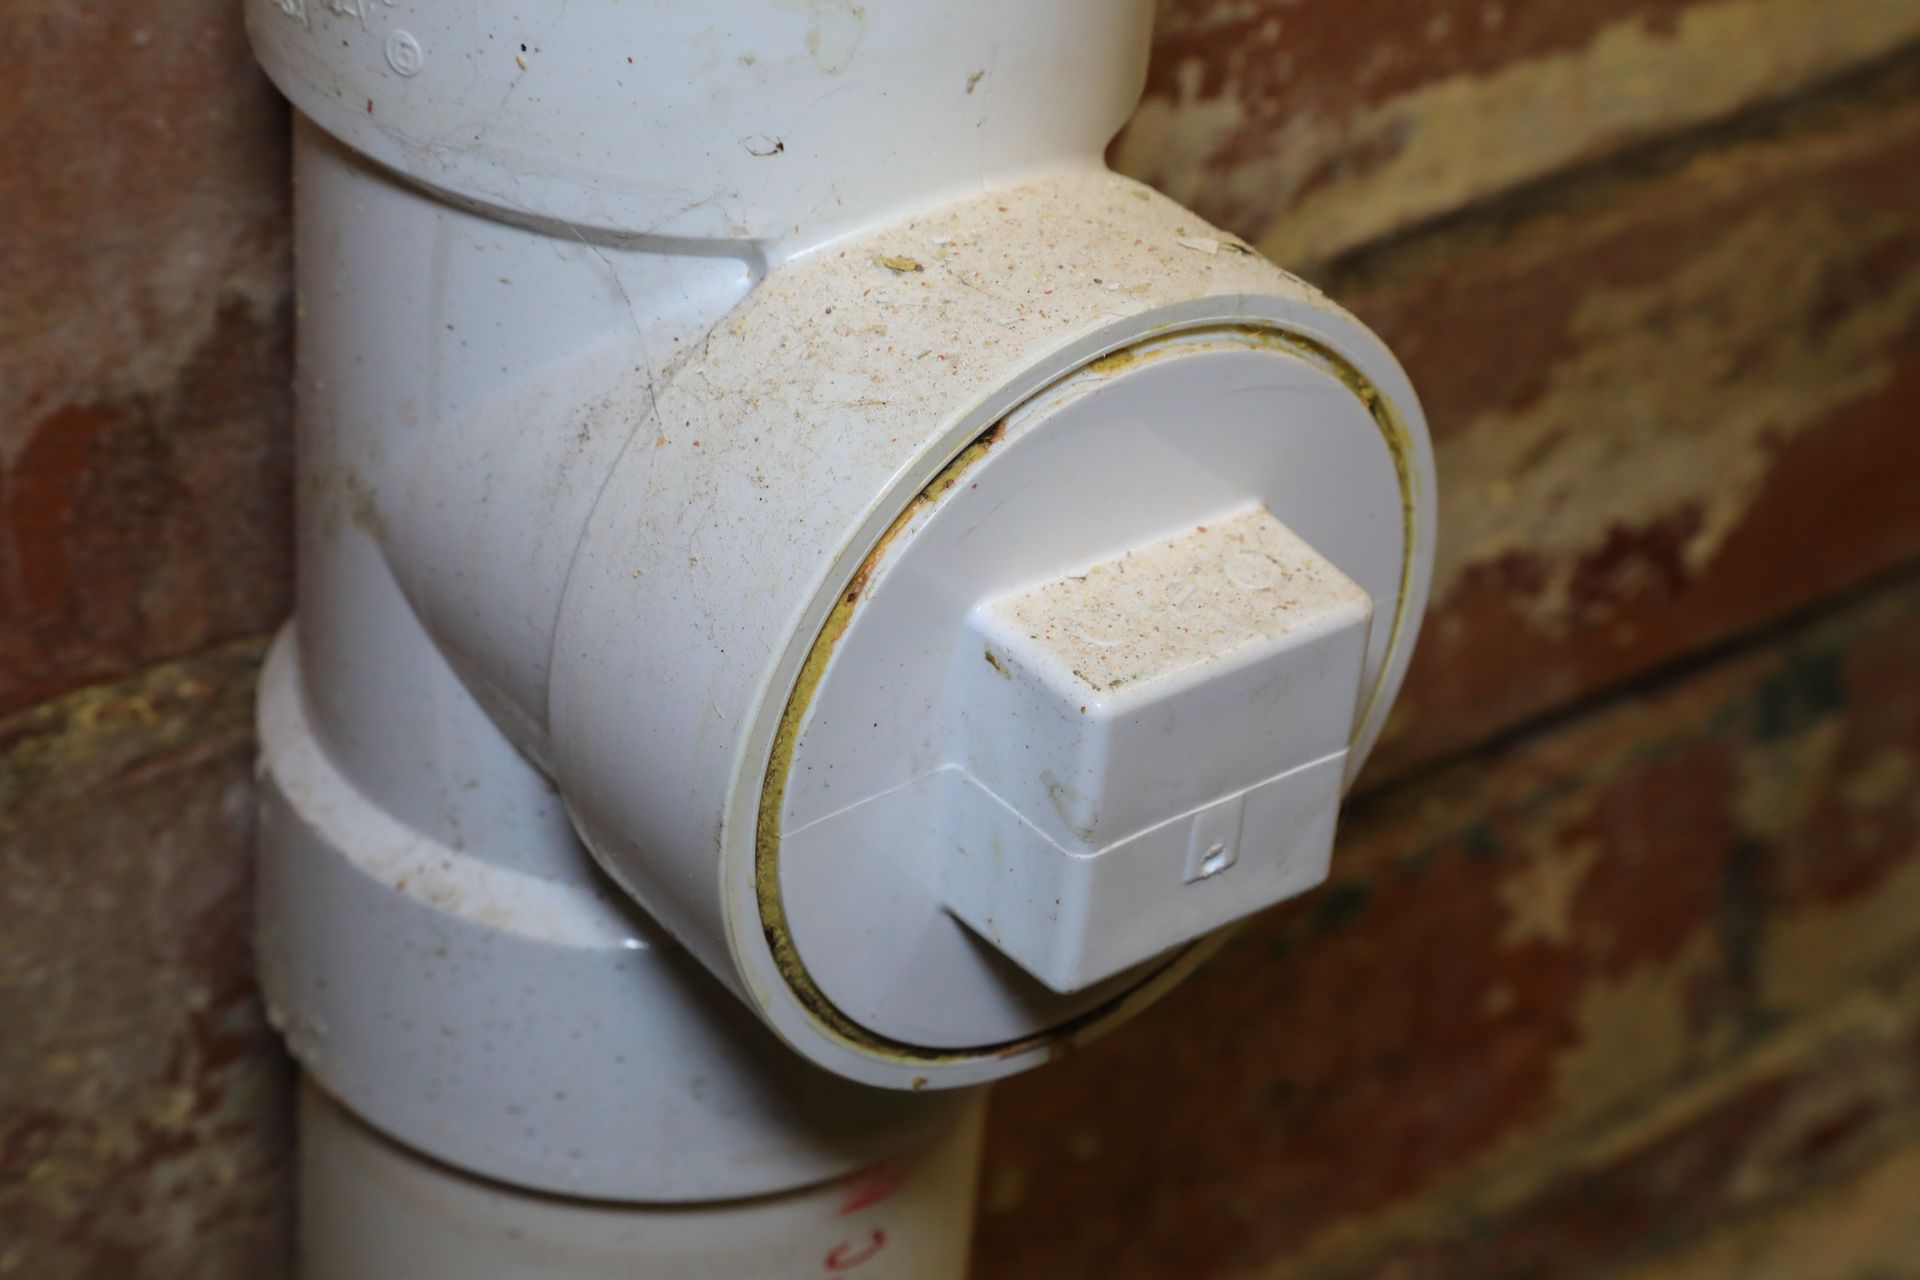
837, 1138, 934, 1216
836, 1165, 907, 1216
825, 1230, 886, 1271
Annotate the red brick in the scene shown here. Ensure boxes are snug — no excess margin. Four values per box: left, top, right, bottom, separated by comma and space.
0, 309, 291, 714
0, 649, 290, 1279
1603, 1133, 1920, 1280
1121, 0, 1920, 265
1345, 969, 1920, 1278
0, 0, 292, 712
1338, 56, 1920, 782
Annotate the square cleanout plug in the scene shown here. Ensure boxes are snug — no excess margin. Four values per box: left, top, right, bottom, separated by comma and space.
943, 506, 1373, 994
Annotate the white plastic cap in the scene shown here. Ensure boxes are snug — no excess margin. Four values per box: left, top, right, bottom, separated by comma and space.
772, 331, 1416, 1054
946, 507, 1372, 992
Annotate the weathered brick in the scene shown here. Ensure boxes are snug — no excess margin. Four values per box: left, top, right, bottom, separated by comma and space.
0, 647, 289, 1280
1334, 970, 1920, 1278
1121, 0, 1920, 268
1605, 1135, 1920, 1280
0, 0, 292, 713
974, 569, 1920, 1280
1337, 54, 1920, 781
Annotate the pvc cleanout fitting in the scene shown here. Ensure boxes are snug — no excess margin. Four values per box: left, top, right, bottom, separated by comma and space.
247, 0, 1436, 1274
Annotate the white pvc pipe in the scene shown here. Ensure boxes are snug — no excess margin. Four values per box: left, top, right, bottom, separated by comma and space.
299, 1081, 986, 1280
248, 0, 1161, 1258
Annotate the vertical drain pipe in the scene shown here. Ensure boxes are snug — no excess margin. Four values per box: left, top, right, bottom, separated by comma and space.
250, 4, 1152, 1273
249, 0, 1437, 1274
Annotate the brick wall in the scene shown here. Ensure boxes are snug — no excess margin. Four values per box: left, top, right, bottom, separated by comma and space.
3, 2, 1917, 1276
1, 3, 293, 1275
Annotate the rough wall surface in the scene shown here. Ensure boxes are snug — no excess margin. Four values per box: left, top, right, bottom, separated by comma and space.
2, 1, 1917, 1276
